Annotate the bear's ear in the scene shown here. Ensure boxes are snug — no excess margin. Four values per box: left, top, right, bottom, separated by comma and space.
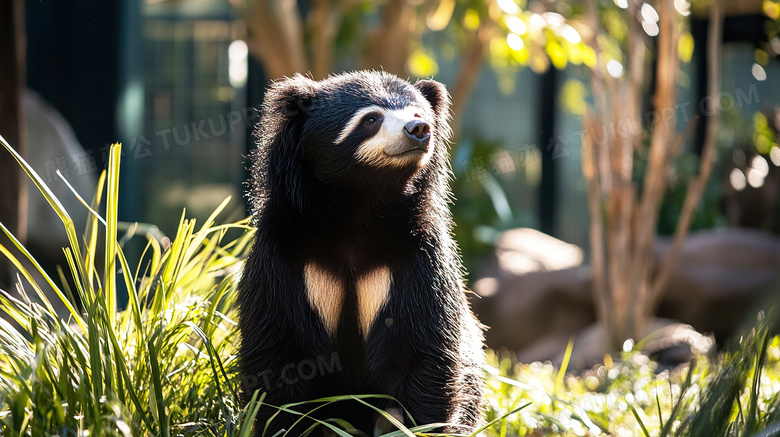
414, 79, 451, 121
265, 74, 318, 118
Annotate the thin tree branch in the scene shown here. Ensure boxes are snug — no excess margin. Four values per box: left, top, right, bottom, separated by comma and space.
624, 0, 646, 339
632, 0, 679, 324
584, 0, 613, 345
583, 110, 610, 337
650, 0, 723, 308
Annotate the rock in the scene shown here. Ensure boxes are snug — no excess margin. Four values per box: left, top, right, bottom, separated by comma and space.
546, 319, 714, 371
470, 228, 593, 355
654, 228, 780, 340
642, 322, 715, 369
492, 228, 584, 276
470, 227, 780, 364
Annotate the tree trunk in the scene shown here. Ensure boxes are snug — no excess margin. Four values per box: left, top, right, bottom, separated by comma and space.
246, 0, 308, 80
242, 0, 480, 134
583, 0, 717, 351
650, 0, 723, 310
0, 0, 27, 289
362, 0, 417, 75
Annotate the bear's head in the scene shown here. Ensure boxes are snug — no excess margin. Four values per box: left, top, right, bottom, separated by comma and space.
252, 71, 452, 212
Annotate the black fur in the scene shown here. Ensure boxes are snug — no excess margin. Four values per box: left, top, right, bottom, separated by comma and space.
239, 71, 484, 435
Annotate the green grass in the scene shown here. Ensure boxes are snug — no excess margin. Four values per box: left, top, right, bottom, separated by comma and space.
0, 138, 779, 436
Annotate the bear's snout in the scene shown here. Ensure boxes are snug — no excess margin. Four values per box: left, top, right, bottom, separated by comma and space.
404, 119, 430, 141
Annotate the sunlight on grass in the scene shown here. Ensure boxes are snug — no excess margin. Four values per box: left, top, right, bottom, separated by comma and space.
0, 137, 779, 436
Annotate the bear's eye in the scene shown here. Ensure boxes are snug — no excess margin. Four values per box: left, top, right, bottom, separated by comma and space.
364, 116, 376, 125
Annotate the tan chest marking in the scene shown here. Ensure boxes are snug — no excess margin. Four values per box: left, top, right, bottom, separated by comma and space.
356, 266, 392, 338
304, 263, 344, 337
304, 264, 392, 339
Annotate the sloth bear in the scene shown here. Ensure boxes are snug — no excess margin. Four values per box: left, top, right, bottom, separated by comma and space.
239, 70, 484, 435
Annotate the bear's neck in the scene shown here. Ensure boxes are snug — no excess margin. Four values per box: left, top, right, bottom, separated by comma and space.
262, 177, 440, 269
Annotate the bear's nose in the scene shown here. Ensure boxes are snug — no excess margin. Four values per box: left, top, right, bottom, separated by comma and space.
404, 120, 431, 141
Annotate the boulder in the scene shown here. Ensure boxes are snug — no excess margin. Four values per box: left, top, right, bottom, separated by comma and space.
654, 228, 780, 339
547, 319, 715, 371
470, 227, 780, 364
470, 228, 593, 356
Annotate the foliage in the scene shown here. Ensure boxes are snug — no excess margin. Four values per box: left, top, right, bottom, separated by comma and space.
485, 323, 780, 437
0, 139, 258, 436
450, 136, 536, 279
2, 142, 780, 436
753, 113, 777, 156
655, 151, 725, 236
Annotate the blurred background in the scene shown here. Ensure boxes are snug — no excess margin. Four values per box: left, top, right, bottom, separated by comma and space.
2, 0, 780, 366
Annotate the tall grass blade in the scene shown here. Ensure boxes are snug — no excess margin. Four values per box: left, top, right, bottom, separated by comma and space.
147, 338, 170, 437
747, 330, 771, 433
470, 402, 531, 436
84, 170, 106, 291
752, 420, 780, 437
238, 391, 265, 437
0, 133, 90, 303
0, 223, 85, 332
104, 143, 121, 327
555, 337, 574, 391
629, 404, 651, 437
